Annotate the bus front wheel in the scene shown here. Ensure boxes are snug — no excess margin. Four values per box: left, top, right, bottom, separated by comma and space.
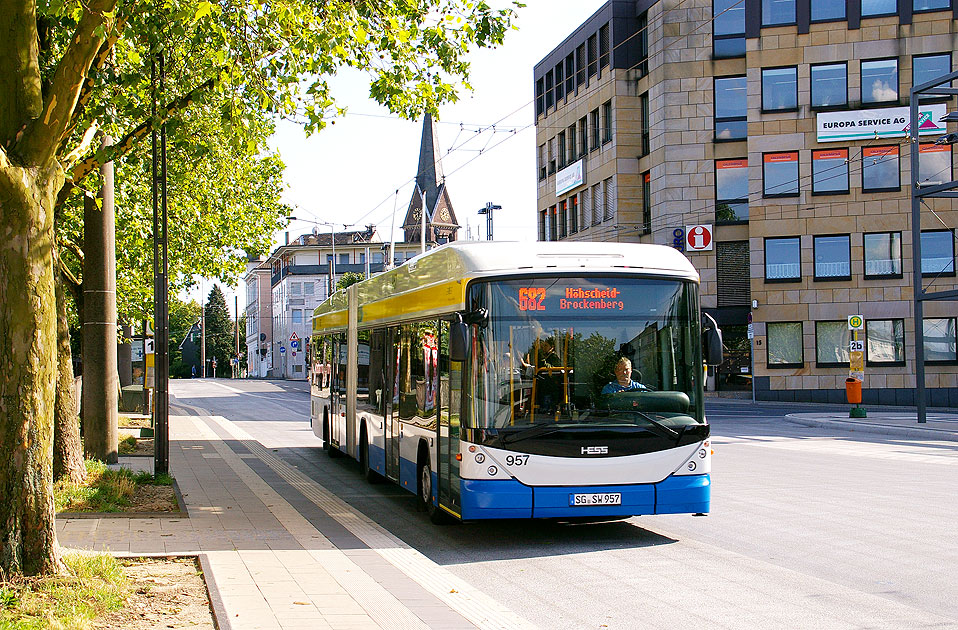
417, 450, 449, 524
360, 428, 380, 484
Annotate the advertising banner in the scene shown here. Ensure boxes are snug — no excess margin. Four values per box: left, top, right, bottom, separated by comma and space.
817, 104, 946, 142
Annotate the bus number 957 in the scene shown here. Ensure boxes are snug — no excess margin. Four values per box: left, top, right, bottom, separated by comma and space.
505, 454, 529, 466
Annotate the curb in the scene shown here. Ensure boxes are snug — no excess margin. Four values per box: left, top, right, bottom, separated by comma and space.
785, 414, 958, 442
199, 553, 232, 630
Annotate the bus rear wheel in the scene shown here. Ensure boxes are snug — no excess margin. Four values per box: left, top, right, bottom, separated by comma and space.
360, 430, 380, 483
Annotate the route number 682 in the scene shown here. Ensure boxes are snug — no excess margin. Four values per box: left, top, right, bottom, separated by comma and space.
505, 454, 529, 466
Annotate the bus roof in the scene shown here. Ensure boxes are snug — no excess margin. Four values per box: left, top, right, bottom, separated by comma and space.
312, 241, 699, 332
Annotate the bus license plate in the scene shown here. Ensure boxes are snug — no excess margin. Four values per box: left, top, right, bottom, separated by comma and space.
570, 493, 622, 506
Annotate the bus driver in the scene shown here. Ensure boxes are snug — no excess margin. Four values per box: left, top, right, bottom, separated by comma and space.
602, 357, 648, 394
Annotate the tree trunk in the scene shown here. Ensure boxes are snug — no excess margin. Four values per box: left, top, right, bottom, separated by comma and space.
0, 160, 66, 576
54, 273, 86, 484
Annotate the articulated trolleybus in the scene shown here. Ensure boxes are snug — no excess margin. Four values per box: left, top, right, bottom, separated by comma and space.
309, 241, 721, 523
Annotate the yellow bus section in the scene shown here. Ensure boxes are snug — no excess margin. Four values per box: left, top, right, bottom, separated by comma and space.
313, 245, 471, 334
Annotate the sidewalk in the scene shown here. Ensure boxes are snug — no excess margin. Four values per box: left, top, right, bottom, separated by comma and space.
786, 408, 958, 442
57, 409, 535, 630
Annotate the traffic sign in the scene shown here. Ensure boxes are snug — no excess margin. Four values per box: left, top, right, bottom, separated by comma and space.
848, 315, 864, 330
289, 332, 299, 342
849, 339, 864, 352
279, 346, 286, 354
686, 224, 714, 251
291, 339, 299, 349
292, 352, 297, 357
747, 323, 754, 339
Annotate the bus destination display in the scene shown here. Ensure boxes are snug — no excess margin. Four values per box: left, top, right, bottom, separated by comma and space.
518, 286, 626, 312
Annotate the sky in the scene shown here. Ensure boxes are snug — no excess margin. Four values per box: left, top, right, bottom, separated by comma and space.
198, 1, 605, 309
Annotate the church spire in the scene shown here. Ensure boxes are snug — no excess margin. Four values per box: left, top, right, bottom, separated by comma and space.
415, 113, 443, 213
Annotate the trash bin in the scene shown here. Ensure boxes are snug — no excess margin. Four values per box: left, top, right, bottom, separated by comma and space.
845, 377, 862, 404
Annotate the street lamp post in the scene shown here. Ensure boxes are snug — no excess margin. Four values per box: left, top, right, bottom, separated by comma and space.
478, 202, 501, 241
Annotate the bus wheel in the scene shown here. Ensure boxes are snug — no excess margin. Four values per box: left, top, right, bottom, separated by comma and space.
360, 429, 380, 484
418, 451, 449, 524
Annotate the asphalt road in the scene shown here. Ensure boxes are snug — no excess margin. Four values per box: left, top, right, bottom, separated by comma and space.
171, 379, 958, 630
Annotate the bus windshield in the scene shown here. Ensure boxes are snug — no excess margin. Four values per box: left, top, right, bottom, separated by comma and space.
466, 276, 703, 432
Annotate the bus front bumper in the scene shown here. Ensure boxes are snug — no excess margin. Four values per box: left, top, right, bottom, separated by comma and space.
459, 474, 710, 520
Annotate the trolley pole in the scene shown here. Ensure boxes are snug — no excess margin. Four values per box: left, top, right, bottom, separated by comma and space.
479, 202, 500, 241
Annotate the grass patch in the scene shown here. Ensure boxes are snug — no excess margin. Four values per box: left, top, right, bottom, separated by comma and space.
117, 434, 137, 455
0, 553, 129, 629
117, 415, 151, 429
55, 460, 175, 513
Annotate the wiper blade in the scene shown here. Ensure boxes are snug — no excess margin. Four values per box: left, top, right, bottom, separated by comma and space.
630, 410, 681, 441
500, 424, 567, 444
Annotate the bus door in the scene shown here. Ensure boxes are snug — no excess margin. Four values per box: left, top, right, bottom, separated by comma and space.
385, 327, 402, 481
437, 321, 462, 515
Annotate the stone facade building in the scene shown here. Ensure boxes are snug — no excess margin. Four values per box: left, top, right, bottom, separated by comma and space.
535, 0, 958, 405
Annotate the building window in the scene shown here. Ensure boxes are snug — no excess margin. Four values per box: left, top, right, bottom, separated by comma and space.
602, 101, 612, 144
559, 200, 567, 239
815, 321, 850, 367
861, 59, 898, 104
813, 234, 851, 280
924, 318, 958, 363
811, 0, 845, 20
765, 236, 801, 281
635, 12, 649, 77
592, 183, 601, 225
290, 282, 302, 295
812, 149, 849, 194
554, 62, 564, 102
762, 67, 798, 111
538, 144, 546, 181
338, 253, 349, 264
565, 54, 575, 95
599, 23, 610, 69
762, 0, 796, 25
866, 319, 905, 365
862, 145, 900, 192
373, 252, 384, 264
918, 143, 952, 186
716, 159, 749, 223
603, 177, 615, 220
763, 151, 799, 197
576, 44, 586, 86
913, 53, 952, 95
590, 109, 599, 151
570, 195, 579, 234
767, 322, 804, 367
567, 124, 576, 163
545, 70, 554, 110
640, 92, 650, 156
714, 76, 747, 141
579, 116, 588, 157
535, 78, 544, 117
539, 210, 546, 241
642, 172, 652, 235
810, 63, 847, 108
587, 34, 598, 78
862, 0, 897, 16
921, 229, 956, 276
549, 206, 557, 240
557, 131, 566, 168
292, 309, 303, 324
864, 232, 903, 277
914, 0, 950, 12
714, 0, 745, 58
304, 282, 314, 296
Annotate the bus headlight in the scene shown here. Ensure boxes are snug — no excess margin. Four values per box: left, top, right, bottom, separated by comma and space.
487, 466, 498, 476
475, 453, 485, 463
699, 449, 707, 458
687, 461, 697, 472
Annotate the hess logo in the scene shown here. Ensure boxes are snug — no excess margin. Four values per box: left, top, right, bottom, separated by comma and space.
581, 446, 609, 455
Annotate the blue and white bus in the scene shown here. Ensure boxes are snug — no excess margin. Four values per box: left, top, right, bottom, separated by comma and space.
310, 241, 720, 522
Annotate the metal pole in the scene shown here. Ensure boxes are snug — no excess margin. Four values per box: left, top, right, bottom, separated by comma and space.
910, 95, 927, 423
235, 295, 240, 379
421, 191, 427, 254
153, 52, 170, 475
330, 224, 337, 287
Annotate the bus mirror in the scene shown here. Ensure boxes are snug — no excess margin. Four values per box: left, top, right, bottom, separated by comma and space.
450, 321, 469, 361
464, 307, 488, 327
702, 313, 723, 366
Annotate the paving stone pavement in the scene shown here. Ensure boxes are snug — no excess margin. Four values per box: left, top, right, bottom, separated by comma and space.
57, 412, 536, 630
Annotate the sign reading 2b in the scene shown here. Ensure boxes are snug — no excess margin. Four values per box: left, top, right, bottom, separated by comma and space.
686, 224, 713, 251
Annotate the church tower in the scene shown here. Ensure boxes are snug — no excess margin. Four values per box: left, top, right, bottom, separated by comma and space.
402, 113, 460, 244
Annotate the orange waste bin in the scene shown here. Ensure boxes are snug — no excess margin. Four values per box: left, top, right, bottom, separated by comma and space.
845, 377, 862, 404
